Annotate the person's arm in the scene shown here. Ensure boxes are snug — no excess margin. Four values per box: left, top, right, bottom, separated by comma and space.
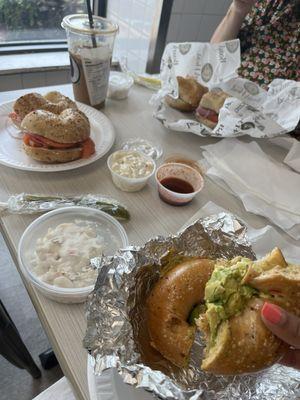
261, 302, 300, 370
210, 1, 256, 43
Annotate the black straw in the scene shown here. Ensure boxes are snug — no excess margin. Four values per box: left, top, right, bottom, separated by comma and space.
86, 0, 97, 48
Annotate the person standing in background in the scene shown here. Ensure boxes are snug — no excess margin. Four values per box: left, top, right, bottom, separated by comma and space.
211, 0, 300, 87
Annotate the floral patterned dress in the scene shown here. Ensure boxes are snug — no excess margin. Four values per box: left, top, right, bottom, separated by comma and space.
238, 0, 300, 87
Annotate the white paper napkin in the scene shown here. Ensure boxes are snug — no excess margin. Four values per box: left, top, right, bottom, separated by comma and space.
202, 139, 300, 239
271, 136, 300, 173
204, 152, 300, 230
183, 201, 299, 264
284, 140, 300, 173
33, 377, 75, 400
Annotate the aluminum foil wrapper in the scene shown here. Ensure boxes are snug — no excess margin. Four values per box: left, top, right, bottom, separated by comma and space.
84, 213, 300, 400
0, 193, 130, 221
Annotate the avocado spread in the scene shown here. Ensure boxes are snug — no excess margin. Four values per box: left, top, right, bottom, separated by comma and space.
188, 303, 207, 325
205, 257, 258, 342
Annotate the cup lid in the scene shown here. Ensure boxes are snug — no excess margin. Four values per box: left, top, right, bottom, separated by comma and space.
121, 138, 163, 160
109, 72, 134, 89
62, 14, 118, 35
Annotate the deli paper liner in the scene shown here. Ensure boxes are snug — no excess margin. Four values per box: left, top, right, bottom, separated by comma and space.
84, 213, 300, 400
151, 41, 300, 138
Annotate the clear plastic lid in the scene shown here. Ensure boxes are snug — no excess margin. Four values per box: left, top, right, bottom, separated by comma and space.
62, 14, 118, 35
121, 138, 163, 160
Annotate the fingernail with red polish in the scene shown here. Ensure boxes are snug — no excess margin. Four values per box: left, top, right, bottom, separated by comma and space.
262, 302, 285, 325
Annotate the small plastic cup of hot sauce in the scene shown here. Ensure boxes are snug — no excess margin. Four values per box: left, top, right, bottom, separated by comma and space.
155, 162, 204, 206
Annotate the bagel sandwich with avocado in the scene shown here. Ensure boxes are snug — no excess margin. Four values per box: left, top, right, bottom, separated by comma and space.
198, 247, 299, 375
146, 248, 300, 375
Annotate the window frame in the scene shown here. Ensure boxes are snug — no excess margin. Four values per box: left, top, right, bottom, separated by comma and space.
146, 0, 173, 74
0, 0, 107, 55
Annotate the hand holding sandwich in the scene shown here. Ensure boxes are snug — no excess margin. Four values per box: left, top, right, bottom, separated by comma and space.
262, 303, 300, 370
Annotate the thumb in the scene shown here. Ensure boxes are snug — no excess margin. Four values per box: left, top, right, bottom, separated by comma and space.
280, 348, 300, 369
261, 302, 300, 349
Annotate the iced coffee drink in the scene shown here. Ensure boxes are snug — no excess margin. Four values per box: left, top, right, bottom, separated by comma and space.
62, 14, 118, 109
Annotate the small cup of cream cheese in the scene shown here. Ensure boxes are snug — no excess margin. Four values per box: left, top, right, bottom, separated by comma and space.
107, 72, 134, 100
107, 150, 155, 192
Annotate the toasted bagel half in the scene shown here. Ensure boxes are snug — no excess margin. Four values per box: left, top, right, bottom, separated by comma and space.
23, 143, 83, 163
21, 109, 90, 144
198, 298, 287, 375
13, 91, 77, 121
165, 76, 208, 112
146, 258, 214, 367
198, 248, 299, 375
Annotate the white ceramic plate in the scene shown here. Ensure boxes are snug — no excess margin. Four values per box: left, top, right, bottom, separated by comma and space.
0, 100, 115, 172
87, 355, 155, 400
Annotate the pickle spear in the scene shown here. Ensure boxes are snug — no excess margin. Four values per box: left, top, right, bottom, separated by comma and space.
1, 193, 130, 221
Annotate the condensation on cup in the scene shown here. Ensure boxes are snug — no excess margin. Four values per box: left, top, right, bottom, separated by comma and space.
62, 14, 118, 109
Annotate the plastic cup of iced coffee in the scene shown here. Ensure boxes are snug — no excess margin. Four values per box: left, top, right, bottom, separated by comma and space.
62, 14, 118, 109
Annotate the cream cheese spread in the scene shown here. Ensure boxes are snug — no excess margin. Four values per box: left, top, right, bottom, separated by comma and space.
110, 150, 154, 179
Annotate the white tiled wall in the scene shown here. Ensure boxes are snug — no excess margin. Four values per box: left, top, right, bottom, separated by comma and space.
0, 69, 70, 92
107, 0, 158, 74
167, 0, 232, 43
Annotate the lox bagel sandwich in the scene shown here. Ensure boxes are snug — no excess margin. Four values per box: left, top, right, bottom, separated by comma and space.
165, 76, 208, 112
195, 90, 230, 129
146, 248, 300, 374
21, 108, 95, 163
9, 91, 77, 128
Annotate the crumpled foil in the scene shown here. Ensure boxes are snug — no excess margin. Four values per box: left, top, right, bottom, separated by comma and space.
84, 213, 300, 400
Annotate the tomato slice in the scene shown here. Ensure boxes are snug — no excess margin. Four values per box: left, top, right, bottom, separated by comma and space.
23, 133, 31, 146
81, 138, 95, 158
196, 106, 218, 123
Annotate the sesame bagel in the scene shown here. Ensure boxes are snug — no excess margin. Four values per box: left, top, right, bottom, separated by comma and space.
21, 109, 90, 143
23, 143, 83, 163
198, 298, 288, 375
197, 248, 299, 375
12, 91, 77, 125
43, 91, 77, 113
146, 258, 214, 367
14, 93, 46, 121
21, 108, 95, 163
146, 248, 300, 375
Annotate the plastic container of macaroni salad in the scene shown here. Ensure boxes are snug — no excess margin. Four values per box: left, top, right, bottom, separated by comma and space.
107, 150, 156, 192
18, 207, 129, 303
